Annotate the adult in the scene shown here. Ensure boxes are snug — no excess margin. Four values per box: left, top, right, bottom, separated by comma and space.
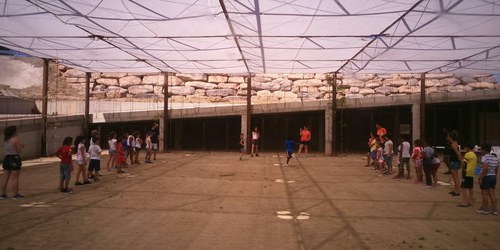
106, 131, 117, 170
1, 126, 25, 200
150, 123, 159, 160
251, 127, 260, 157
442, 128, 452, 175
422, 139, 435, 188
375, 124, 387, 142
298, 126, 312, 158
447, 132, 462, 196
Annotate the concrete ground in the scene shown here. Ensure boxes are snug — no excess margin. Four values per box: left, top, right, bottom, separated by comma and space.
0, 152, 499, 250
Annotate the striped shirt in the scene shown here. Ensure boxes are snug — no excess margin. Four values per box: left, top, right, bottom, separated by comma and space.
481, 154, 499, 176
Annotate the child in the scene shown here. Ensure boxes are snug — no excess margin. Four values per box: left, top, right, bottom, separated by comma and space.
283, 136, 295, 167
367, 133, 377, 166
88, 136, 102, 181
476, 143, 499, 215
134, 132, 142, 164
376, 141, 385, 177
74, 136, 91, 186
431, 152, 441, 187
395, 136, 411, 180
457, 144, 476, 207
106, 131, 117, 171
116, 136, 126, 173
145, 132, 153, 163
56, 137, 73, 193
411, 139, 424, 184
239, 133, 245, 160
422, 140, 435, 188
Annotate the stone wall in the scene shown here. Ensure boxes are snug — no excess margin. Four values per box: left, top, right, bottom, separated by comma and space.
59, 65, 500, 103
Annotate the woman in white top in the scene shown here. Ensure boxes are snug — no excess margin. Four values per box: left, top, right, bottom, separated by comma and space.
106, 131, 117, 171
251, 127, 260, 157
1, 126, 25, 200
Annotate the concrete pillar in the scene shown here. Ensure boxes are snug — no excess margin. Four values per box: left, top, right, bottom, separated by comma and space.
159, 118, 165, 152
241, 113, 248, 152
325, 108, 333, 156
41, 59, 49, 157
412, 103, 420, 141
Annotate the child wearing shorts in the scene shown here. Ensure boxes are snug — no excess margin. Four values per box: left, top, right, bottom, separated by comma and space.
458, 144, 476, 207
88, 137, 102, 181
476, 143, 499, 215
376, 141, 385, 177
56, 137, 73, 193
411, 139, 424, 184
283, 136, 295, 167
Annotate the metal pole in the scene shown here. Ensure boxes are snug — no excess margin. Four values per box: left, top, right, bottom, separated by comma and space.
246, 74, 252, 153
420, 73, 426, 140
41, 59, 49, 157
163, 73, 169, 152
332, 72, 337, 156
85, 72, 91, 143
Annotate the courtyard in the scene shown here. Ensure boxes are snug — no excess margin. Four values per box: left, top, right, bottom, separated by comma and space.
1, 152, 498, 249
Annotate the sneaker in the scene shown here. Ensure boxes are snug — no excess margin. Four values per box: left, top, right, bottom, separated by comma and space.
0, 194, 7, 200
74, 182, 83, 186
492, 209, 498, 216
61, 188, 73, 194
12, 194, 24, 200
83, 180, 92, 185
476, 209, 489, 215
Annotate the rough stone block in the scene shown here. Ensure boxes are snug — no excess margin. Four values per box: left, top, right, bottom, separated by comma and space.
359, 88, 375, 95
253, 81, 280, 91
426, 73, 453, 79
341, 78, 365, 88
194, 89, 206, 96
349, 87, 360, 94
102, 72, 127, 78
65, 68, 86, 78
170, 95, 186, 102
228, 76, 245, 83
284, 73, 303, 80
142, 75, 160, 84
476, 75, 497, 82
375, 86, 397, 95
223, 96, 247, 102
153, 86, 164, 94
467, 82, 495, 90
256, 90, 272, 96
355, 74, 376, 81
398, 73, 420, 79
273, 91, 297, 99
365, 80, 382, 88
176, 73, 207, 82
185, 81, 217, 89
169, 86, 195, 96
209, 96, 224, 102
93, 84, 106, 91
398, 86, 420, 94
206, 89, 236, 97
439, 77, 461, 86
218, 83, 239, 89
237, 89, 256, 96
383, 79, 407, 87
303, 74, 315, 79
119, 76, 142, 87
186, 95, 210, 103
255, 73, 279, 79
208, 75, 228, 83
318, 86, 333, 93
128, 85, 154, 95
314, 73, 326, 80
96, 78, 119, 86
293, 79, 323, 87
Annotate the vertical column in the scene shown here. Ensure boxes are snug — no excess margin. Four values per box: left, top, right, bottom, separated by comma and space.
331, 72, 337, 156
246, 74, 252, 153
41, 59, 49, 157
84, 72, 91, 143
163, 73, 169, 152
241, 113, 248, 152
412, 103, 421, 141
420, 73, 426, 140
324, 108, 333, 156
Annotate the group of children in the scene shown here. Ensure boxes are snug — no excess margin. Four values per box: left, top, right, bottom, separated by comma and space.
366, 132, 499, 215
54, 129, 158, 194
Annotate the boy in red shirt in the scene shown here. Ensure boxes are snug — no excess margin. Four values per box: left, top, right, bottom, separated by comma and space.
56, 137, 73, 193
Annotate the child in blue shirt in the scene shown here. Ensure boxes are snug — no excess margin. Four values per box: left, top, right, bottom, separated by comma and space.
283, 136, 295, 167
